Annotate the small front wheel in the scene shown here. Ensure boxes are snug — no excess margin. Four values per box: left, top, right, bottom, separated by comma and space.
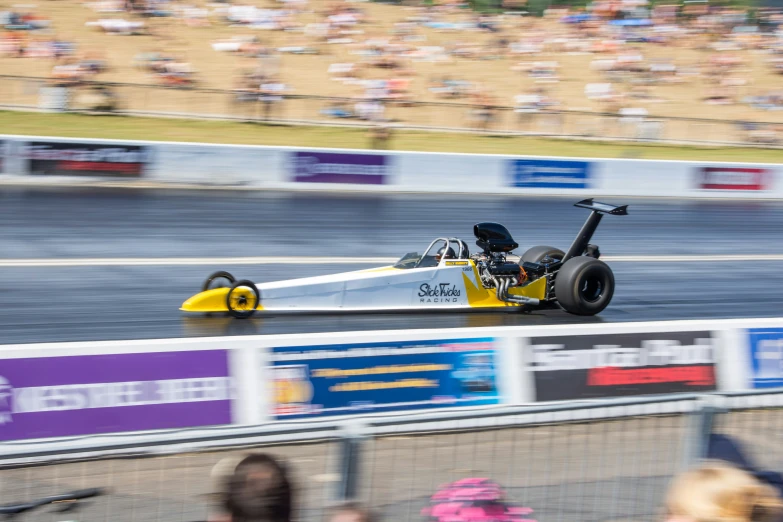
203, 271, 236, 292
226, 280, 260, 319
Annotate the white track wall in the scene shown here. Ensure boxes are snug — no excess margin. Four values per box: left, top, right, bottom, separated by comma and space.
1, 134, 781, 198
1, 318, 783, 443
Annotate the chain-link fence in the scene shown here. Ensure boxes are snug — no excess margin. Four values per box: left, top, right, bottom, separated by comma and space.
358, 405, 691, 522
2, 75, 781, 148
0, 393, 781, 522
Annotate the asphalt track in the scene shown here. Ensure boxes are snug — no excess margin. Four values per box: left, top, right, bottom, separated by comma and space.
3, 186, 783, 344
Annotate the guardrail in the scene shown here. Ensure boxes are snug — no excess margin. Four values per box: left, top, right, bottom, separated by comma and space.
1, 75, 782, 148
1, 134, 782, 198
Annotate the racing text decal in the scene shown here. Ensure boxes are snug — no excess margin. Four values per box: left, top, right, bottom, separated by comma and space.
418, 283, 462, 303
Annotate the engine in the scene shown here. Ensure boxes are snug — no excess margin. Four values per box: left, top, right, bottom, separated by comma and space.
474, 253, 526, 289
471, 222, 541, 306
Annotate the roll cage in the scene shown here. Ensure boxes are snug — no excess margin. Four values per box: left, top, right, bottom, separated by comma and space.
393, 237, 471, 269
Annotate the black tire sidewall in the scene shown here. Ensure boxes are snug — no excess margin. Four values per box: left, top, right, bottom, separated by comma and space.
520, 245, 565, 264
203, 270, 236, 292
555, 257, 614, 315
226, 279, 260, 319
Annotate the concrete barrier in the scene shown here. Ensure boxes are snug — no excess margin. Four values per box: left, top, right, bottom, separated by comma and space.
1, 134, 781, 198
1, 317, 782, 443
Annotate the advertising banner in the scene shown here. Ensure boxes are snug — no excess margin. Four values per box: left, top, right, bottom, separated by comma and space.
528, 331, 717, 401
748, 328, 783, 389
0, 350, 233, 441
26, 141, 151, 177
268, 338, 499, 419
697, 167, 770, 191
507, 159, 591, 189
291, 151, 387, 185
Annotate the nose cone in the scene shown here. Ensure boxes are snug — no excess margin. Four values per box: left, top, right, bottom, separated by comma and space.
180, 288, 231, 312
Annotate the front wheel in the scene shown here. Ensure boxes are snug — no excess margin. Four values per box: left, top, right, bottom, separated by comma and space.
554, 256, 614, 315
226, 280, 260, 319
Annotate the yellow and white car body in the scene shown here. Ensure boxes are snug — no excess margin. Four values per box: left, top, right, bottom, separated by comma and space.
181, 199, 628, 318
180, 254, 548, 315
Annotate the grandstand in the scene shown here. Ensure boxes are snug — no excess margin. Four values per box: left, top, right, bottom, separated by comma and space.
1, 0, 782, 126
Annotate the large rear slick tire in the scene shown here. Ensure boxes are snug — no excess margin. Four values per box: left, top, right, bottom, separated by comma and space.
554, 256, 614, 316
520, 245, 564, 265
226, 280, 260, 319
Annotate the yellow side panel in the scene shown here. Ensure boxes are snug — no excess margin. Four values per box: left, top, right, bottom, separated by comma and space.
358, 266, 399, 273
180, 288, 265, 312
462, 272, 547, 308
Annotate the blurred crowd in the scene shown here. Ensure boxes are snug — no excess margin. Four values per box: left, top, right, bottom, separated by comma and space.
0, 0, 782, 130
212, 433, 783, 522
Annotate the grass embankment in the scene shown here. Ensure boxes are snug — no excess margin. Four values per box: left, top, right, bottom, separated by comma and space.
2, 111, 782, 163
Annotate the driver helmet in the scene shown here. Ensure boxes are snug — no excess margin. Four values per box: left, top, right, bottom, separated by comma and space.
435, 246, 457, 262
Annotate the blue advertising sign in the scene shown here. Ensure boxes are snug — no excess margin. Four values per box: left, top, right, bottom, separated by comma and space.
749, 328, 783, 389
508, 159, 591, 189
269, 339, 499, 419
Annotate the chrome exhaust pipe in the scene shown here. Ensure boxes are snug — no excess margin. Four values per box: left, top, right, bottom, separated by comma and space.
493, 277, 540, 306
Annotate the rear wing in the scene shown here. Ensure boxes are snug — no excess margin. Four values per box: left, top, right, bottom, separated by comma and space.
574, 198, 629, 216
563, 199, 628, 262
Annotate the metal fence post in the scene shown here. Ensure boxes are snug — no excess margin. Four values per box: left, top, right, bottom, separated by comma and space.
336, 421, 367, 502
682, 398, 724, 469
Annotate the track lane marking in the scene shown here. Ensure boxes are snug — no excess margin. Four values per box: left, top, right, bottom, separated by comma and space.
2, 254, 783, 267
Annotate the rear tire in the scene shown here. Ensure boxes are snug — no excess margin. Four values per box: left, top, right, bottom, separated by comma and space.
520, 245, 564, 265
554, 256, 614, 315
226, 280, 260, 319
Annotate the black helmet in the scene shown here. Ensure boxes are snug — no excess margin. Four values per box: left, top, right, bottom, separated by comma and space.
436, 246, 457, 260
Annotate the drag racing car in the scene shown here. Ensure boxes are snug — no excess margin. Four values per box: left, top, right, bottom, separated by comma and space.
181, 199, 627, 318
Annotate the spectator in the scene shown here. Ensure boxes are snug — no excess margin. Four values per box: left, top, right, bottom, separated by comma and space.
329, 503, 376, 522
260, 78, 286, 119
211, 453, 294, 522
664, 461, 783, 522
707, 434, 783, 498
368, 119, 393, 149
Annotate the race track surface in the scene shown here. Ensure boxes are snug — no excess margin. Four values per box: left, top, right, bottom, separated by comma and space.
2, 187, 783, 344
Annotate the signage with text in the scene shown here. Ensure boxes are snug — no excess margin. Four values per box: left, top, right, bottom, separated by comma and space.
291, 151, 388, 185
508, 159, 591, 189
269, 338, 499, 418
748, 328, 783, 389
26, 141, 151, 177
528, 331, 717, 401
698, 167, 769, 191
0, 350, 233, 441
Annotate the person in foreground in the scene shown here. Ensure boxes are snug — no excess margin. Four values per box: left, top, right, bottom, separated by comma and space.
211, 453, 294, 522
665, 461, 783, 522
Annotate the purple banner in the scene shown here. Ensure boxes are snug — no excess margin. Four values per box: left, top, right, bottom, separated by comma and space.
0, 350, 233, 441
292, 151, 387, 185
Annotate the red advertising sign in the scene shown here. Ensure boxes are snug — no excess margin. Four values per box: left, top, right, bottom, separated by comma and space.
699, 167, 769, 191
26, 141, 150, 178
528, 331, 717, 401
